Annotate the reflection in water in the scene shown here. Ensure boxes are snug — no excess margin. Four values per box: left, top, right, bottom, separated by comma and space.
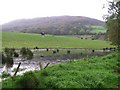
0, 60, 55, 82
0, 59, 58, 78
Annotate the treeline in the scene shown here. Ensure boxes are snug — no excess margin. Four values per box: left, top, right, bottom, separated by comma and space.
2, 16, 105, 35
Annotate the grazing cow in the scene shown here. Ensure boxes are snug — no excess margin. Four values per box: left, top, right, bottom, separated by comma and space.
40, 32, 45, 36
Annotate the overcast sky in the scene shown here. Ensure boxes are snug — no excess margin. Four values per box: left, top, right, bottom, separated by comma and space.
0, 0, 112, 24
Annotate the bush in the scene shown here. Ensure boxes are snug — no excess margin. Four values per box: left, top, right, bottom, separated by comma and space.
56, 49, 59, 52
6, 55, 14, 68
4, 48, 15, 57
46, 48, 49, 51
14, 52, 19, 57
26, 48, 33, 60
20, 47, 33, 60
16, 71, 39, 88
67, 50, 71, 54
103, 48, 105, 51
92, 50, 95, 53
2, 72, 11, 78
106, 47, 108, 50
40, 70, 48, 76
34, 46, 39, 49
53, 51, 56, 54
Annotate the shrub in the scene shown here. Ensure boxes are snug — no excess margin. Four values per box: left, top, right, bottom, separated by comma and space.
106, 47, 108, 50
103, 48, 105, 51
26, 48, 33, 60
40, 55, 44, 57
102, 57, 106, 60
56, 49, 59, 52
16, 71, 39, 88
40, 70, 48, 76
14, 52, 19, 57
34, 46, 39, 49
2, 53, 6, 65
20, 47, 33, 60
67, 50, 71, 54
2, 72, 11, 78
4, 48, 15, 57
92, 50, 95, 53
46, 48, 49, 51
53, 51, 56, 54
113, 48, 116, 51
6, 55, 14, 68
80, 53, 83, 55
20, 47, 27, 58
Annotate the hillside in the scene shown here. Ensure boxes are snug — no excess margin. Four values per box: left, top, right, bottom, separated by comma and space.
2, 16, 105, 35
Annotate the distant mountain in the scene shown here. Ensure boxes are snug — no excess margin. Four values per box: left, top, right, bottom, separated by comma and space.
2, 16, 105, 35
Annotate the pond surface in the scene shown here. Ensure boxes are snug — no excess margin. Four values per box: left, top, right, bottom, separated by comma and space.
0, 58, 61, 82
1, 59, 59, 75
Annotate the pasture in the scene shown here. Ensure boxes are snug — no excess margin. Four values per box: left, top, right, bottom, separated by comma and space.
90, 26, 107, 33
2, 32, 113, 49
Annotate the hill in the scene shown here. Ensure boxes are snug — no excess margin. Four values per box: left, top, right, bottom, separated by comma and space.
2, 32, 112, 49
2, 16, 105, 35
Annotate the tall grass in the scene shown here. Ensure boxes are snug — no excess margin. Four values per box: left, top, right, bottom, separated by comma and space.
2, 52, 119, 88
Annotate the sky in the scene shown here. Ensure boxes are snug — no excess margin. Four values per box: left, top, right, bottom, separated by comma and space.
0, 0, 113, 24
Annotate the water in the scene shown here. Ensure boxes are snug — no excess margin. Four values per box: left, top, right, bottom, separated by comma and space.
0, 58, 59, 79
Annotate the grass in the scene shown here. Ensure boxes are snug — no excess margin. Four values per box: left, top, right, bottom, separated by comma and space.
2, 32, 113, 49
2, 52, 119, 88
90, 26, 107, 33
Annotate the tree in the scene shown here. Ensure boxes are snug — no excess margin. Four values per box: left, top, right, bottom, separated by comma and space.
5, 55, 13, 69
20, 47, 27, 59
105, 1, 120, 50
4, 48, 17, 57
2, 53, 6, 65
2, 48, 19, 73
20, 47, 33, 60
2, 52, 14, 73
26, 48, 33, 60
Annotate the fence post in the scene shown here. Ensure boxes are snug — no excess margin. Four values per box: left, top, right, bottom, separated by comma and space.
13, 62, 21, 77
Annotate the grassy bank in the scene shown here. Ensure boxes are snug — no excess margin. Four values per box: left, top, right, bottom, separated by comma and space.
2, 52, 119, 88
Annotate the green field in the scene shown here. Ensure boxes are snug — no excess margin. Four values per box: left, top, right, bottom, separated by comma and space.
2, 52, 119, 88
2, 32, 113, 49
90, 26, 107, 33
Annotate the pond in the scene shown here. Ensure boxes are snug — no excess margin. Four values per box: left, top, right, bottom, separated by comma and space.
0, 57, 61, 82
